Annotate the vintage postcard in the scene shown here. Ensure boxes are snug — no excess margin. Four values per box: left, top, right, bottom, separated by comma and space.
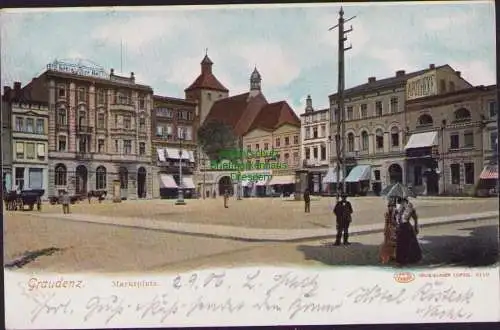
1, 1, 499, 328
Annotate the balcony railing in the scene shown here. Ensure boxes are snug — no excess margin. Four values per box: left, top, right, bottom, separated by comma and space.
56, 124, 69, 131
76, 125, 93, 134
109, 103, 135, 112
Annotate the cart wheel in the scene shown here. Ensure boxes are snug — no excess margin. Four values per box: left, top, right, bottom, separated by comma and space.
29, 204, 34, 211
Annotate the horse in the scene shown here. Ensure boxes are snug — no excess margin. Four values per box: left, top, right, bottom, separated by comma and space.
87, 190, 107, 203
3, 191, 21, 211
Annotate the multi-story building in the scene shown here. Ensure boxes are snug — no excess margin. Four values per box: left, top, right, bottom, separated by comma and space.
299, 95, 331, 194
328, 64, 474, 195
242, 100, 301, 196
152, 96, 197, 199
1, 86, 14, 194
406, 84, 496, 196
21, 59, 153, 199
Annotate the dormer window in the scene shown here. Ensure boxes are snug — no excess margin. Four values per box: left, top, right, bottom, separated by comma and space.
417, 114, 433, 127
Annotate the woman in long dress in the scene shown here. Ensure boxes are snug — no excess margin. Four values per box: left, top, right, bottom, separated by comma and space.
395, 197, 422, 265
380, 200, 398, 264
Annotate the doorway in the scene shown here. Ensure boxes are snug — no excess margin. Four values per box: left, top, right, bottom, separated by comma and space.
75, 165, 88, 195
137, 167, 146, 198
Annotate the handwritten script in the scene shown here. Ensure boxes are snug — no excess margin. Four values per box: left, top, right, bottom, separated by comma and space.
11, 269, 481, 327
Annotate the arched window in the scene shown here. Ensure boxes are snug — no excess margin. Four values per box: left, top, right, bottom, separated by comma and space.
375, 128, 384, 150
417, 114, 433, 126
96, 166, 107, 190
347, 133, 355, 152
361, 131, 369, 151
119, 167, 128, 189
390, 127, 400, 147
54, 164, 67, 186
78, 106, 87, 127
454, 108, 471, 121
57, 108, 67, 126
284, 153, 290, 164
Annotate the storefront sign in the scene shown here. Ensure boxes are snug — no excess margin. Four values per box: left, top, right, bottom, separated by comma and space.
46, 60, 108, 79
406, 73, 437, 100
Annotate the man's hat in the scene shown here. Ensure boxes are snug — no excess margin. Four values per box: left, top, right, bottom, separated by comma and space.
341, 193, 347, 198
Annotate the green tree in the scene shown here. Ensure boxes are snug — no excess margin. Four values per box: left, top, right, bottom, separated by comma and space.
197, 119, 238, 162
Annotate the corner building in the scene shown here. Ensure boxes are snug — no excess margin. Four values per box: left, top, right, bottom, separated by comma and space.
22, 61, 153, 199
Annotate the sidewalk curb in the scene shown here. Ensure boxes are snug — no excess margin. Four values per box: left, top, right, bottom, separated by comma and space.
25, 212, 498, 243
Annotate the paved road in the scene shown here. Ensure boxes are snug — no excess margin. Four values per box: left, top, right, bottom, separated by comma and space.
7, 196, 498, 229
4, 213, 497, 273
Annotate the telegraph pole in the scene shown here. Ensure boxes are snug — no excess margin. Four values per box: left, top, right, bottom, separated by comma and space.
329, 6, 355, 199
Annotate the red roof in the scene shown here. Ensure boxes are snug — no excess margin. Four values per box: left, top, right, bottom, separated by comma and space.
247, 101, 300, 132
204, 92, 268, 136
185, 55, 228, 92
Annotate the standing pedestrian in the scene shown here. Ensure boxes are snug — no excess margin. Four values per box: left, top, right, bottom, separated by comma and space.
60, 190, 70, 214
395, 197, 422, 265
380, 200, 397, 264
223, 189, 229, 208
333, 194, 353, 245
303, 189, 311, 213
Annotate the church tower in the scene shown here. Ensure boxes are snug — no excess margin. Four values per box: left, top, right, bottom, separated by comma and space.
249, 67, 262, 98
185, 51, 229, 125
305, 95, 314, 113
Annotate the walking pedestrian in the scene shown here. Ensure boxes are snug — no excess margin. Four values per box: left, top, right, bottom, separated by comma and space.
394, 197, 421, 265
60, 190, 70, 214
333, 194, 353, 245
223, 189, 229, 208
303, 189, 311, 213
380, 200, 397, 264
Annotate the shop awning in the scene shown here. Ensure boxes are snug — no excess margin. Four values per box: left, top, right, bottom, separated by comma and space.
345, 165, 371, 183
269, 175, 295, 185
157, 149, 166, 162
241, 180, 252, 187
479, 165, 498, 180
181, 176, 196, 189
322, 167, 344, 184
159, 174, 178, 188
255, 174, 272, 186
404, 131, 438, 150
164, 148, 193, 160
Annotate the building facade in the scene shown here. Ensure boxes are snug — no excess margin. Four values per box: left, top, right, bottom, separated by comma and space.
1, 86, 14, 194
22, 60, 154, 199
406, 84, 496, 196
299, 95, 331, 194
328, 64, 473, 195
152, 96, 198, 199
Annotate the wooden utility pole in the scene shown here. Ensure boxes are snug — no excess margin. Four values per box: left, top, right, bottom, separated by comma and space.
329, 7, 355, 199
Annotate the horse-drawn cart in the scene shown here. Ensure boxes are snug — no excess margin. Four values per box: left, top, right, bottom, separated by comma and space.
4, 189, 44, 211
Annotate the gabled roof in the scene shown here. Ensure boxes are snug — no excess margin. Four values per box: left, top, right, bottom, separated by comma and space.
204, 92, 268, 136
185, 55, 229, 93
247, 101, 300, 133
329, 64, 450, 100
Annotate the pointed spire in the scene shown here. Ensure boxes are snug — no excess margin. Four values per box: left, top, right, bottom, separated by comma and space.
339, 6, 344, 17
250, 66, 262, 92
201, 50, 213, 74
305, 95, 314, 113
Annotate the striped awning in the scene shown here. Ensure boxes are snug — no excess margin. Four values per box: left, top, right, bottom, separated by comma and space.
322, 167, 344, 184
479, 165, 498, 180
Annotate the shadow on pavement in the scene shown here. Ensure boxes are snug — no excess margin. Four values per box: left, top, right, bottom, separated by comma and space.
297, 225, 499, 268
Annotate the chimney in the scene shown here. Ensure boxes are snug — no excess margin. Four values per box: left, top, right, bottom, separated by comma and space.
3, 86, 9, 96
14, 82, 21, 90
456, 71, 461, 77
130, 72, 135, 81
429, 64, 435, 69
396, 70, 405, 77
110, 68, 114, 75
368, 77, 376, 83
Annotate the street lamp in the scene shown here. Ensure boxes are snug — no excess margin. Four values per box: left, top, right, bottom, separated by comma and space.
175, 131, 186, 205
441, 119, 446, 195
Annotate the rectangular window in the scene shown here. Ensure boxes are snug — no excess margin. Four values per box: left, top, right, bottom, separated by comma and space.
347, 106, 353, 120
15, 117, 23, 132
450, 133, 459, 149
320, 125, 326, 138
313, 127, 318, 139
284, 137, 289, 146
320, 112, 327, 121
26, 143, 35, 159
450, 163, 460, 184
98, 139, 105, 153
114, 115, 119, 127
77, 87, 86, 102
37, 144, 45, 159
293, 135, 299, 144
58, 136, 66, 152
374, 170, 381, 181
185, 126, 193, 140
15, 167, 25, 190
375, 101, 383, 116
313, 147, 318, 159
264, 143, 269, 150
139, 142, 146, 155
255, 143, 260, 150
115, 140, 119, 153
28, 168, 43, 189
124, 116, 131, 129
36, 119, 44, 134
124, 140, 132, 154
376, 135, 384, 149
440, 79, 446, 93
320, 145, 326, 160
391, 132, 399, 147
156, 126, 163, 136
275, 137, 280, 147
97, 89, 105, 104
58, 86, 66, 97
139, 96, 145, 109
464, 163, 474, 185
390, 97, 398, 113
463, 132, 474, 147
413, 166, 423, 186
98, 113, 105, 129
139, 117, 145, 131
489, 101, 497, 118
490, 132, 498, 151
305, 127, 310, 139
360, 104, 368, 118
26, 118, 34, 133
305, 148, 310, 159
16, 142, 24, 159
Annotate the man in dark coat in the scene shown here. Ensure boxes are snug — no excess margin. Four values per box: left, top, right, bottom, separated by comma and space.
333, 194, 353, 245
303, 189, 311, 213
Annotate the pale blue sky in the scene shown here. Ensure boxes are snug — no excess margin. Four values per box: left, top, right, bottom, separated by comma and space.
1, 2, 496, 113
